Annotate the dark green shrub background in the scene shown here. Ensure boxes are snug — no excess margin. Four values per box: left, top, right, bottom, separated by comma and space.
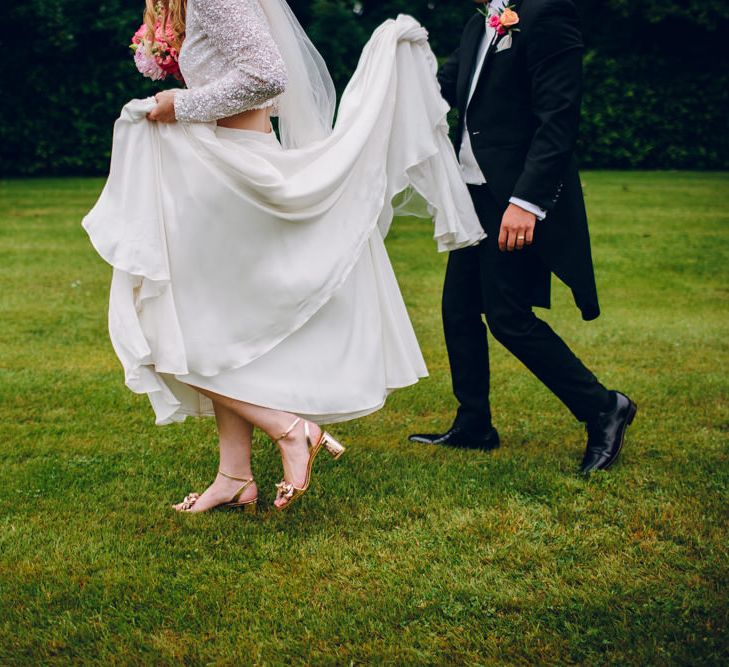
1, 0, 727, 175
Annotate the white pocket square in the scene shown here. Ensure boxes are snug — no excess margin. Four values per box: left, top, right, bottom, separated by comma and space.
495, 35, 513, 53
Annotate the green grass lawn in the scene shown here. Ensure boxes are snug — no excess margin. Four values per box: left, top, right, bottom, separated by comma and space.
0, 172, 727, 665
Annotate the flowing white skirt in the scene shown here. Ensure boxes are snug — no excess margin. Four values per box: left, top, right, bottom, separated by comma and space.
84, 16, 485, 425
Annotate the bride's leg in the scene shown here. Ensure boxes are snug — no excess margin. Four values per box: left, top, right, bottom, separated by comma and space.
190, 386, 323, 507
173, 399, 258, 513
215, 401, 254, 480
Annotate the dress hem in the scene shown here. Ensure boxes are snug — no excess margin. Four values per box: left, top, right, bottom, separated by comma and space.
162, 372, 428, 425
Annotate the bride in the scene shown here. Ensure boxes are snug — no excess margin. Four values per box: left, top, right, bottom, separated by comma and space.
83, 0, 484, 512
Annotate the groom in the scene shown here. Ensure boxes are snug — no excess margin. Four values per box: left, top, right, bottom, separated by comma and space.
410, 0, 636, 473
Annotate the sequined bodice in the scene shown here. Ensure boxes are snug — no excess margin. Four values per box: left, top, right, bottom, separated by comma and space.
174, 0, 287, 123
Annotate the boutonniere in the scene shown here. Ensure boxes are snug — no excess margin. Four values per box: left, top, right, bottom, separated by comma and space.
475, 1, 521, 38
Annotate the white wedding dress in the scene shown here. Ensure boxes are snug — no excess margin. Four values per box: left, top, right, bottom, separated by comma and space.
83, 0, 484, 425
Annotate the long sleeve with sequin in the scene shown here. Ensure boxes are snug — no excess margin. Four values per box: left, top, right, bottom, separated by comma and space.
174, 0, 287, 123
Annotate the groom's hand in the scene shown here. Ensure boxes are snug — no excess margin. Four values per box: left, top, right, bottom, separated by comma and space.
499, 204, 536, 252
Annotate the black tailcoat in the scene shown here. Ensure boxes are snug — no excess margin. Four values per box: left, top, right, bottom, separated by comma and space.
438, 0, 600, 320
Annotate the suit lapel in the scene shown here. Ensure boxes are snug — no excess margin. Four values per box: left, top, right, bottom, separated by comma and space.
467, 32, 499, 112
456, 14, 486, 111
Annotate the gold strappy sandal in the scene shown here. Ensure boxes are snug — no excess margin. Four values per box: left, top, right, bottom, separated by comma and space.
274, 417, 345, 512
175, 471, 258, 514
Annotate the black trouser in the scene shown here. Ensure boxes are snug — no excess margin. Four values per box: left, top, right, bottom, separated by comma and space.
442, 185, 612, 431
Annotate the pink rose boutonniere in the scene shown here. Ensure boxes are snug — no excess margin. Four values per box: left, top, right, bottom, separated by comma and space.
475, 1, 521, 37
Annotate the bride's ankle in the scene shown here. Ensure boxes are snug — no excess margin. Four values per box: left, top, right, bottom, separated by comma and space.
216, 470, 253, 482
273, 418, 320, 447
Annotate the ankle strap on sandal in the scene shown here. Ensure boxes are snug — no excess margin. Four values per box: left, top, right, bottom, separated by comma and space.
218, 470, 253, 483
276, 417, 302, 442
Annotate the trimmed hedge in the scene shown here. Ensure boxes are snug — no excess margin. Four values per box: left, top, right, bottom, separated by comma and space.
580, 53, 729, 169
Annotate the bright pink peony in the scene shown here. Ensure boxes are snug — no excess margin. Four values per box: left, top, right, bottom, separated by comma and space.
132, 24, 147, 45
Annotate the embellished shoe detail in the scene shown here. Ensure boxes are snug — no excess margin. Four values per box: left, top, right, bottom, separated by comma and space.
178, 493, 201, 511
275, 481, 295, 503
174, 472, 257, 513
274, 419, 345, 511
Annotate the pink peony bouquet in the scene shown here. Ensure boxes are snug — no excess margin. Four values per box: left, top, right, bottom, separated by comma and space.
130, 18, 184, 83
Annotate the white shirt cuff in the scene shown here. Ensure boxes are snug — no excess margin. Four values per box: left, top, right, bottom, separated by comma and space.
510, 197, 547, 221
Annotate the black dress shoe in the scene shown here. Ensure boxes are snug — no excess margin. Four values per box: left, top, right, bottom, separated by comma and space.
409, 426, 500, 451
580, 391, 637, 474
